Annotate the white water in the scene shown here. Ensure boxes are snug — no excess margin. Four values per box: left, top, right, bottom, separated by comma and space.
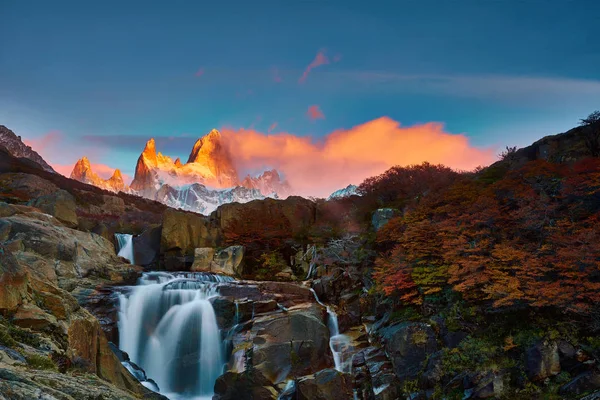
118, 272, 233, 398
115, 233, 135, 264
310, 289, 353, 373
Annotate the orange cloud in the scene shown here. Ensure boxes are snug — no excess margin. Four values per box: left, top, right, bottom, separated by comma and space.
299, 50, 329, 83
220, 117, 494, 198
307, 105, 325, 120
268, 122, 278, 133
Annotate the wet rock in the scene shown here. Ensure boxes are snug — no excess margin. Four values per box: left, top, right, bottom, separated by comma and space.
295, 368, 353, 400
419, 351, 443, 388
525, 340, 561, 381
380, 322, 438, 384
254, 299, 279, 314
28, 189, 78, 228
133, 224, 161, 267
213, 370, 278, 400
210, 296, 237, 329
250, 303, 330, 383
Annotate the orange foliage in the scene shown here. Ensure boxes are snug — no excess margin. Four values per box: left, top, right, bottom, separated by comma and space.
373, 159, 600, 314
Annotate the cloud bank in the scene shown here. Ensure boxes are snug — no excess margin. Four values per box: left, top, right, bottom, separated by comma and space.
220, 117, 494, 197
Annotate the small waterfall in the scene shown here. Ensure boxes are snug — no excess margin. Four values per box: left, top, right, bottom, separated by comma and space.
118, 272, 234, 398
310, 289, 353, 373
115, 233, 135, 264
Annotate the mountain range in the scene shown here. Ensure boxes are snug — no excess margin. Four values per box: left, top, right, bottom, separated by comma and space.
0, 127, 358, 215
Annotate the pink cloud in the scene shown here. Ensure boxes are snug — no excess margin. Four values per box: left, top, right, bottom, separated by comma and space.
220, 117, 494, 198
299, 50, 330, 83
307, 105, 325, 121
195, 68, 205, 77
272, 67, 283, 83
23, 130, 63, 151
268, 122, 278, 133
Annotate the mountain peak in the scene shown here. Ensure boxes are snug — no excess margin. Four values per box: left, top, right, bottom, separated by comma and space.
0, 125, 56, 173
186, 129, 238, 187
70, 157, 125, 192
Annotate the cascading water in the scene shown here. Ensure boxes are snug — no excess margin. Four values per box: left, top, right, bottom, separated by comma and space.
115, 233, 135, 264
118, 272, 233, 399
310, 289, 353, 373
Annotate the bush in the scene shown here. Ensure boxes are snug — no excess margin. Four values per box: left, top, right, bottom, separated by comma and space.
25, 353, 57, 371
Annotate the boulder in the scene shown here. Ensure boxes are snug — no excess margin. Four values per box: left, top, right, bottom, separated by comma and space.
213, 245, 245, 276
525, 340, 561, 381
213, 370, 278, 400
371, 208, 397, 231
249, 303, 330, 383
28, 189, 78, 228
191, 247, 216, 271
380, 322, 438, 384
191, 246, 245, 276
295, 369, 353, 400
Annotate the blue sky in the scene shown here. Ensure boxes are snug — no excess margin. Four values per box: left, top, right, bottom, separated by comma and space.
1, 0, 599, 180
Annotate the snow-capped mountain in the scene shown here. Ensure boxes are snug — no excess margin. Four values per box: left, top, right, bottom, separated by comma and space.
70, 128, 291, 215
156, 183, 267, 215
0, 125, 55, 173
241, 169, 292, 197
70, 157, 126, 192
327, 184, 359, 200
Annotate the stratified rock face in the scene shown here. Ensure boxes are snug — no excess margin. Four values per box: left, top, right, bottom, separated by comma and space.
70, 157, 125, 193
241, 169, 292, 198
0, 125, 56, 173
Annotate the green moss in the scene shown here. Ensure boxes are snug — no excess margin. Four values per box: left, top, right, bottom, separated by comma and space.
25, 353, 57, 371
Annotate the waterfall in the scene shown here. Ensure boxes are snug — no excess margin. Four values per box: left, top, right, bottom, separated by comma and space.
115, 233, 135, 264
310, 289, 353, 373
118, 272, 233, 399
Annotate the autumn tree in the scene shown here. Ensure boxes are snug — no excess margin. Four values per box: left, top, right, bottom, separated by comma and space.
579, 110, 600, 157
